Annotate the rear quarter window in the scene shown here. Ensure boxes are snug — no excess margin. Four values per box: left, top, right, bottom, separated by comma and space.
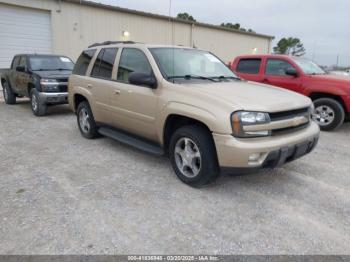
236, 59, 261, 74
73, 49, 96, 76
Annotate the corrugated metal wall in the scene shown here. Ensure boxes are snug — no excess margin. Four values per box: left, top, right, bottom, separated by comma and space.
0, 0, 272, 63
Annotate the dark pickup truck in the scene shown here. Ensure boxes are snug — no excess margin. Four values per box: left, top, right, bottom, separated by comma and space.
0, 54, 74, 116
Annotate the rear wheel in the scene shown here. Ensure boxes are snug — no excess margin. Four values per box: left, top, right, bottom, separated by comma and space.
30, 89, 47, 116
312, 98, 345, 131
2, 81, 16, 104
77, 101, 99, 139
169, 125, 219, 187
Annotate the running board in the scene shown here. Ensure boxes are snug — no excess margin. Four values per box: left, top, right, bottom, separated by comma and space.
98, 127, 164, 155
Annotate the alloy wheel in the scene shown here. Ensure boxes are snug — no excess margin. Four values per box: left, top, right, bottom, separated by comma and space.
31, 93, 38, 112
79, 108, 91, 133
313, 105, 335, 126
174, 137, 202, 178
3, 86, 8, 102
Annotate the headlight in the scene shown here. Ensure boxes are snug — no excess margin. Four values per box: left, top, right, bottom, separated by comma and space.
40, 79, 59, 92
231, 111, 271, 137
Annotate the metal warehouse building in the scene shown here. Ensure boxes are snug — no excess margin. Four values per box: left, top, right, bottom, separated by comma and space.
0, 0, 273, 68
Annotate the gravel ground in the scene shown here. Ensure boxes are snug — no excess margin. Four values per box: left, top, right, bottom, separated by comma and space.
0, 96, 350, 255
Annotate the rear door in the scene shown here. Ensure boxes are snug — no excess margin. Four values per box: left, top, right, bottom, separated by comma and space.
9, 56, 20, 93
234, 58, 264, 82
87, 47, 119, 125
262, 58, 302, 93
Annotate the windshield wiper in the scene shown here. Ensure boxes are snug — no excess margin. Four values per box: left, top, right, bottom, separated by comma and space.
167, 74, 219, 82
213, 75, 241, 81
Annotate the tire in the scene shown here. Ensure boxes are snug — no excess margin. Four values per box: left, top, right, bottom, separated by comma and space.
313, 98, 345, 131
30, 89, 47, 116
2, 81, 16, 104
77, 101, 99, 139
169, 125, 219, 187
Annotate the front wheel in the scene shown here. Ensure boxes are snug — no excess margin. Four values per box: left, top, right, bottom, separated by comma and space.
30, 89, 47, 116
2, 81, 16, 104
312, 98, 345, 131
169, 125, 219, 187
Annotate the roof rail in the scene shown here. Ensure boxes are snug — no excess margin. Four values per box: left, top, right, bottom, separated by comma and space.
88, 41, 138, 48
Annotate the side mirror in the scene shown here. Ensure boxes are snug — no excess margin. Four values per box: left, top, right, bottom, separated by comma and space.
129, 72, 157, 89
16, 66, 25, 72
285, 68, 298, 77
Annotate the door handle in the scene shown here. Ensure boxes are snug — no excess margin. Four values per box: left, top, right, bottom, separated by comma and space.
87, 84, 93, 89
114, 89, 121, 95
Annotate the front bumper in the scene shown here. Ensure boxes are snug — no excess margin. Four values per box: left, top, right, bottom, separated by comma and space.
39, 92, 68, 104
213, 122, 320, 173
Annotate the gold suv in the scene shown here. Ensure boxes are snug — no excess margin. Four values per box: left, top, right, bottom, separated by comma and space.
68, 41, 320, 187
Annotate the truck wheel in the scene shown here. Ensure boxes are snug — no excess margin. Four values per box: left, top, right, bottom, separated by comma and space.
313, 98, 345, 131
77, 101, 99, 139
2, 81, 16, 104
30, 89, 47, 116
169, 125, 219, 187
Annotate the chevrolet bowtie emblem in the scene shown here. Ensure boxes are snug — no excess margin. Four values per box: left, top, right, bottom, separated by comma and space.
293, 116, 306, 126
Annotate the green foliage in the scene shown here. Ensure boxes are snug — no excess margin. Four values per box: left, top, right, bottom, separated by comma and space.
177, 13, 196, 22
273, 37, 306, 56
220, 23, 255, 33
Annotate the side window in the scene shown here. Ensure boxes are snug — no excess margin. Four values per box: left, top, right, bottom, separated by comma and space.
73, 49, 96, 76
91, 48, 118, 79
12, 56, 20, 69
19, 56, 27, 69
117, 48, 152, 83
265, 59, 295, 76
236, 59, 261, 74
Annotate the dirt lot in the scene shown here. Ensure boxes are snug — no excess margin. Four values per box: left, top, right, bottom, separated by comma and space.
0, 96, 350, 255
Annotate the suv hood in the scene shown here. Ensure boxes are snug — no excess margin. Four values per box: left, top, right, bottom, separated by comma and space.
182, 80, 311, 112
33, 70, 72, 80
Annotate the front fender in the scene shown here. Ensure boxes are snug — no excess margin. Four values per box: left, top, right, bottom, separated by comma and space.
157, 101, 230, 144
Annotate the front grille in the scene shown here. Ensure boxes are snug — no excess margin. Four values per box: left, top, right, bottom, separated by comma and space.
270, 107, 310, 135
270, 107, 310, 121
58, 85, 68, 92
56, 78, 68, 83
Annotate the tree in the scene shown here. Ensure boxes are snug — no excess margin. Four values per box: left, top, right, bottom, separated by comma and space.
273, 37, 306, 56
220, 23, 241, 30
220, 23, 255, 33
177, 13, 196, 22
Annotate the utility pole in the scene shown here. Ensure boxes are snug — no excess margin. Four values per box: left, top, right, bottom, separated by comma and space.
336, 54, 339, 68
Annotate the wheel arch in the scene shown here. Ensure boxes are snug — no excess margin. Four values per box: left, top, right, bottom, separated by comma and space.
309, 92, 347, 112
162, 114, 213, 152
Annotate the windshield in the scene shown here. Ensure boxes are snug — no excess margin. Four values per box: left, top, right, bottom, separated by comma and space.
149, 48, 238, 81
293, 58, 325, 75
29, 56, 74, 71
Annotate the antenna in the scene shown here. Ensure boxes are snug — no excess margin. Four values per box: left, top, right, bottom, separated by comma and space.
169, 0, 175, 81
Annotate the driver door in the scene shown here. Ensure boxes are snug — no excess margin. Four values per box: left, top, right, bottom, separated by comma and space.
109, 48, 158, 141
262, 58, 302, 93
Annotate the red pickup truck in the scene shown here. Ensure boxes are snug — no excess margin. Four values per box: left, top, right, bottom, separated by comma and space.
231, 55, 350, 131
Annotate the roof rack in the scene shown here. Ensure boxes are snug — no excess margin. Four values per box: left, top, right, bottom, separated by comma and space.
88, 41, 138, 48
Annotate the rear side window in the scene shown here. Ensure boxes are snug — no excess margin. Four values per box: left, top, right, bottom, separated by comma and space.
12, 56, 20, 69
236, 59, 261, 74
265, 59, 295, 76
73, 49, 96, 76
91, 48, 118, 79
117, 48, 152, 83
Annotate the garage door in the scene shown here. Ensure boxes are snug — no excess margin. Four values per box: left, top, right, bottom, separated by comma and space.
0, 4, 52, 68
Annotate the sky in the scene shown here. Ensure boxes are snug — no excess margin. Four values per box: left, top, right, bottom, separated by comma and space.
91, 0, 350, 67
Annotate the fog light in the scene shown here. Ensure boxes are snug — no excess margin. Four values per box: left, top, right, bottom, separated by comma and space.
248, 153, 261, 162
